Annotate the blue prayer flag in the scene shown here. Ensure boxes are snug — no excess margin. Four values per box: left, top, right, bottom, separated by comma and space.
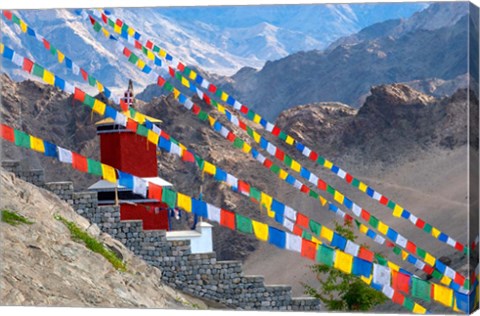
352, 257, 372, 278
43, 141, 57, 158
192, 198, 208, 217
331, 233, 347, 250
268, 226, 286, 249
118, 171, 133, 189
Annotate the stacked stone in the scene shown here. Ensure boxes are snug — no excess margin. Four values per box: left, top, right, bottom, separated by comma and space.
73, 192, 98, 217
1, 161, 45, 187
44, 182, 74, 205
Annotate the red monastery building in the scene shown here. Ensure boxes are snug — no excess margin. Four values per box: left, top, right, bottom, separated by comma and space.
88, 80, 172, 230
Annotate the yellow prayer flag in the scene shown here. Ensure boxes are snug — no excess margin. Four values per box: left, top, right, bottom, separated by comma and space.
173, 88, 181, 99
412, 303, 427, 314
181, 76, 190, 88
359, 224, 368, 234
0, 43, 4, 54
424, 253, 436, 267
97, 81, 104, 93
291, 159, 301, 172
401, 250, 409, 260
179, 144, 187, 151
189, 70, 197, 80
159, 49, 167, 58
252, 131, 261, 143
393, 205, 403, 217
217, 105, 226, 114
127, 27, 135, 37
378, 222, 389, 235
147, 130, 160, 145
361, 274, 373, 285
242, 142, 251, 154
208, 115, 216, 127
146, 50, 155, 60
101, 164, 117, 183
260, 192, 272, 210
102, 28, 110, 38
20, 20, 27, 33
321, 227, 334, 242
177, 193, 192, 213
334, 250, 353, 274
358, 182, 368, 193
433, 284, 453, 307
324, 160, 333, 169
253, 114, 262, 124
311, 236, 322, 244
319, 196, 327, 206
278, 169, 288, 180
221, 92, 228, 102
285, 135, 294, 145
387, 261, 400, 271
267, 208, 275, 219
93, 99, 106, 116
252, 220, 269, 241
431, 227, 441, 238
440, 274, 452, 286
137, 59, 146, 70
113, 24, 121, 34
43, 70, 55, 85
134, 112, 146, 124
57, 51, 65, 63
334, 191, 345, 204
30, 136, 45, 153
203, 161, 216, 176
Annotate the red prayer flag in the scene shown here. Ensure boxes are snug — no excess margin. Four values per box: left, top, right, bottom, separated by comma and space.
220, 209, 235, 230
101, 13, 108, 23
293, 225, 303, 236
203, 94, 211, 104
168, 67, 175, 77
134, 40, 142, 49
80, 68, 88, 81
192, 104, 201, 115
301, 239, 316, 260
237, 181, 250, 195
274, 149, 285, 161
379, 196, 389, 205
240, 105, 249, 115
345, 173, 353, 183
145, 40, 153, 49
148, 183, 163, 200
123, 47, 132, 58
160, 130, 170, 140
3, 10, 13, 20
22, 58, 34, 73
208, 84, 217, 93
226, 132, 235, 142
309, 151, 318, 162
415, 218, 426, 229
296, 213, 309, 228
72, 152, 88, 172
271, 126, 281, 136
126, 118, 138, 132
263, 159, 273, 168
406, 241, 417, 253
361, 210, 370, 221
157, 76, 166, 87
115, 19, 122, 27
42, 38, 50, 50
392, 291, 405, 305
423, 265, 434, 275
454, 242, 464, 252
89, 15, 96, 25
238, 121, 247, 131
74, 88, 86, 102
454, 273, 465, 286
119, 100, 129, 112
0, 124, 15, 142
317, 179, 327, 191
177, 62, 185, 72
182, 150, 195, 163
300, 185, 310, 194
392, 271, 410, 294
358, 247, 374, 262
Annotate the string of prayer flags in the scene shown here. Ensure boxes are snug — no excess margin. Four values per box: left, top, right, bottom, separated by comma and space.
91, 7, 466, 256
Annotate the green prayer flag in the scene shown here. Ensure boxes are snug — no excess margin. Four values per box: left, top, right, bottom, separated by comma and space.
246, 110, 255, 121
12, 14, 20, 25
431, 270, 443, 280
88, 75, 96, 87
351, 178, 360, 188
302, 231, 312, 240
326, 185, 335, 195
411, 277, 431, 302
246, 127, 254, 138
83, 94, 95, 108
14, 130, 30, 148
369, 216, 379, 229
32, 64, 44, 78
108, 19, 115, 27
194, 155, 204, 169
416, 248, 426, 258
164, 82, 173, 92
317, 157, 325, 165
270, 164, 280, 175
423, 223, 432, 233
141, 46, 148, 55
387, 201, 396, 210
162, 188, 177, 208
309, 220, 322, 235
375, 254, 388, 266
175, 72, 182, 81
137, 125, 148, 137
309, 191, 319, 199
50, 47, 57, 55
87, 159, 102, 176
197, 111, 208, 122
392, 247, 402, 255
249, 187, 261, 202
236, 214, 253, 234
317, 245, 334, 267
153, 45, 160, 53
402, 297, 415, 311
128, 53, 139, 64
284, 155, 293, 167
93, 22, 102, 32
278, 131, 287, 141
233, 137, 244, 149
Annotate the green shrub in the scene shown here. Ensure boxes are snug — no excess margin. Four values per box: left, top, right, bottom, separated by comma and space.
1, 210, 34, 226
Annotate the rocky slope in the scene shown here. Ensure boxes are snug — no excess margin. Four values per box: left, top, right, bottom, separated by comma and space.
212, 2, 476, 120
0, 168, 204, 309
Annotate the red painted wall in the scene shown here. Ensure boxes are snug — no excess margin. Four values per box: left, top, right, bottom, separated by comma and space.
120, 202, 169, 231
100, 131, 158, 177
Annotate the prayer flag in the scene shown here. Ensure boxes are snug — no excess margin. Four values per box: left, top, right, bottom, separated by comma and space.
252, 220, 269, 241
316, 245, 335, 267
220, 209, 235, 230
177, 193, 192, 212
162, 188, 177, 208
334, 250, 353, 274
236, 214, 253, 234
101, 164, 117, 182
148, 183, 162, 201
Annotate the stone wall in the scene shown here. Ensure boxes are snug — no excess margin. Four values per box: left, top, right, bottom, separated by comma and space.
2, 160, 44, 187
0, 161, 320, 311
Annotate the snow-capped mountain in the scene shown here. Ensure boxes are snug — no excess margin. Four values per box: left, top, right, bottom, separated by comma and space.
1, 4, 426, 94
